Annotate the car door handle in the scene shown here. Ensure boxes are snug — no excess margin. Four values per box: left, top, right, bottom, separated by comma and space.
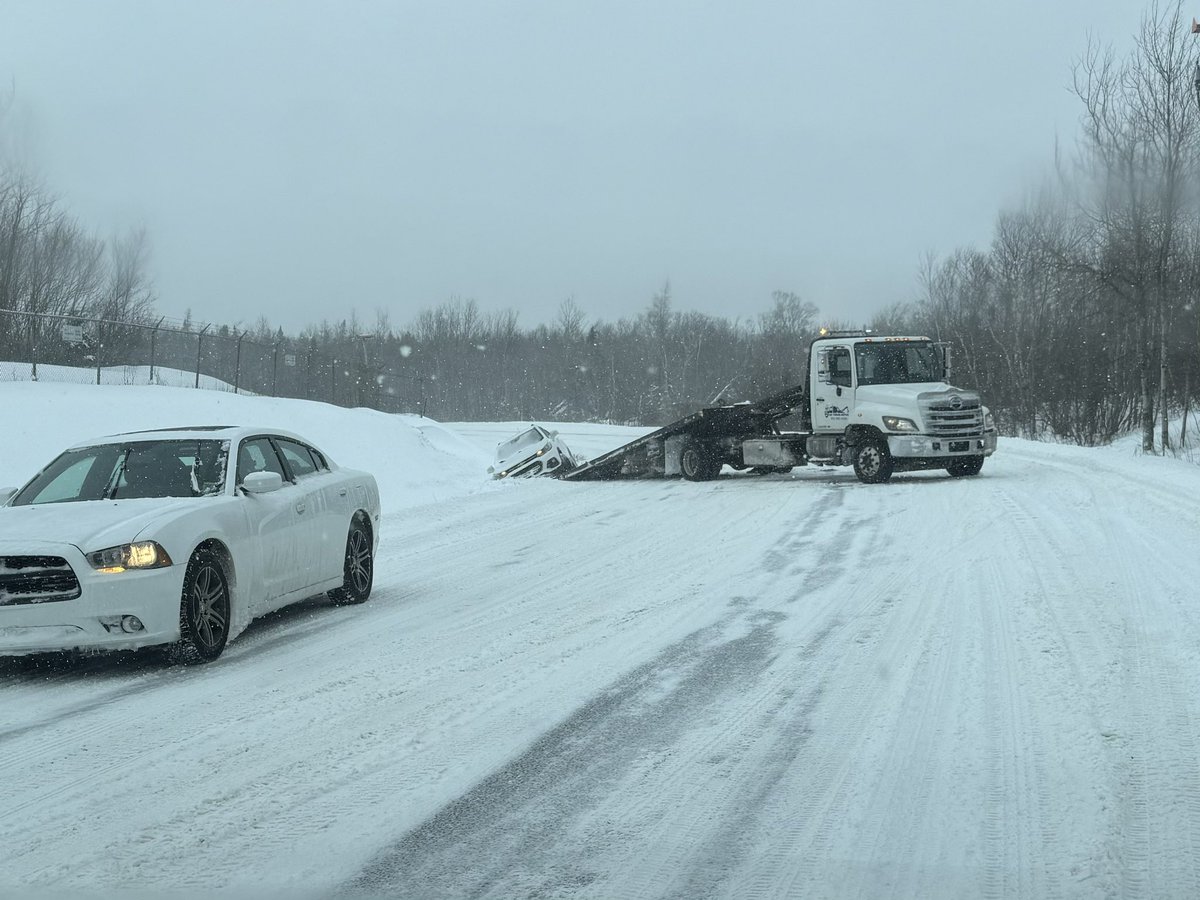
338, 488, 348, 497
296, 502, 307, 514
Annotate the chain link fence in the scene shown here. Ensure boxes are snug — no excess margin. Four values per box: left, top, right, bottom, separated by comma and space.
0, 308, 427, 415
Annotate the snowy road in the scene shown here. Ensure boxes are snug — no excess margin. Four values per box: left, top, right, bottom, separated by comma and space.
4, 422, 1200, 899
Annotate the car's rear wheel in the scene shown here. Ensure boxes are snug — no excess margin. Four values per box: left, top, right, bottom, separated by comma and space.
330, 519, 373, 605
174, 548, 231, 664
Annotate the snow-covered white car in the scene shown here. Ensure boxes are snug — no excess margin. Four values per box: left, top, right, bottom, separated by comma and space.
0, 426, 381, 663
488, 424, 579, 479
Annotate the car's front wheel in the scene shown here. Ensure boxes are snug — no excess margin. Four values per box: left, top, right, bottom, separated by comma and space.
330, 519, 374, 605
174, 548, 231, 664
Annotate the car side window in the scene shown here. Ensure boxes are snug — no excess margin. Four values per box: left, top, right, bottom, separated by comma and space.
274, 438, 319, 480
237, 437, 287, 485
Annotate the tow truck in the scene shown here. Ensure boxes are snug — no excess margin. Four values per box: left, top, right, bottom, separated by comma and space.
562, 330, 997, 484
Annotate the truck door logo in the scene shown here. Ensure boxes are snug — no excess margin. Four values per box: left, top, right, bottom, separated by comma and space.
824, 405, 849, 418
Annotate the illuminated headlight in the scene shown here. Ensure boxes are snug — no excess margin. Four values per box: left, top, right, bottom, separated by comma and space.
882, 416, 919, 432
87, 541, 174, 574
984, 411, 996, 431
535, 441, 552, 457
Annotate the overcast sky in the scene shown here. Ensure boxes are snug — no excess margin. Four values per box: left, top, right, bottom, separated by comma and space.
1, 0, 1145, 333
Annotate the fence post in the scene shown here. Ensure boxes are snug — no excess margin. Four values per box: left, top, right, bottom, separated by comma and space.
234, 331, 244, 394
149, 327, 157, 384
95, 322, 103, 385
272, 345, 280, 397
331, 358, 337, 405
195, 324, 210, 389
29, 316, 38, 382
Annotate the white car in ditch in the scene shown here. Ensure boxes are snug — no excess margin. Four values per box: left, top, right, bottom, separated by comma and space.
488, 424, 579, 479
0, 426, 380, 663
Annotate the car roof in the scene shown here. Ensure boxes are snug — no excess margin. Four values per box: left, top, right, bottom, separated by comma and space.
67, 425, 318, 449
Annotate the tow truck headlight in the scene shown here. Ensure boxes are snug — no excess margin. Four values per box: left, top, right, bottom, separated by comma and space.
882, 416, 919, 432
984, 411, 996, 431
87, 541, 174, 574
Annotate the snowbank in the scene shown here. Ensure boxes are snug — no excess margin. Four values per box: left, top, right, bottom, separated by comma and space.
0, 381, 491, 511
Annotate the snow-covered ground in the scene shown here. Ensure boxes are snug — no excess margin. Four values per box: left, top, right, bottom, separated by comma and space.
0, 360, 244, 393
4, 382, 1200, 899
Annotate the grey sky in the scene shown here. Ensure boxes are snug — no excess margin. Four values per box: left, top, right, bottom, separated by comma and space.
2, 0, 1144, 333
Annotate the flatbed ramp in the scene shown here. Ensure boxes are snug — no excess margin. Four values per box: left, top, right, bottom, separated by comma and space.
562, 383, 807, 481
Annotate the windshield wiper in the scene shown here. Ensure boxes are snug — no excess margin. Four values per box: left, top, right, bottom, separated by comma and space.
104, 451, 130, 500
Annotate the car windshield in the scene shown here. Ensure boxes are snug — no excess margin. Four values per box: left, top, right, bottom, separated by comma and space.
10, 439, 230, 505
496, 427, 544, 459
855, 342, 942, 386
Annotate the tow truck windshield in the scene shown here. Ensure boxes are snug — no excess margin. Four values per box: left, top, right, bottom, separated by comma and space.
855, 342, 942, 386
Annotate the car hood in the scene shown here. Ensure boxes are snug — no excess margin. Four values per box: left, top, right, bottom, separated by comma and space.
0, 497, 204, 553
494, 446, 545, 472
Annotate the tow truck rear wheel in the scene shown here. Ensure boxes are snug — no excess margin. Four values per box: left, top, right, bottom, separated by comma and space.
947, 455, 985, 477
852, 439, 893, 484
681, 440, 721, 481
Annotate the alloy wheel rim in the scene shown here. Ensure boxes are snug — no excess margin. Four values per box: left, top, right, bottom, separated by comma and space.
192, 564, 229, 651
348, 531, 372, 594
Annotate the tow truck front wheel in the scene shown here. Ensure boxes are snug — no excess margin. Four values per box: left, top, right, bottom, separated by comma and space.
852, 440, 893, 484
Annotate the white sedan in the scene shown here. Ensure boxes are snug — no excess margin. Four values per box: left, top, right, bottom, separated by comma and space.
0, 426, 381, 663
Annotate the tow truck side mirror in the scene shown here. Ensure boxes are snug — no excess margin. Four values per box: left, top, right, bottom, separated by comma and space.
938, 343, 953, 381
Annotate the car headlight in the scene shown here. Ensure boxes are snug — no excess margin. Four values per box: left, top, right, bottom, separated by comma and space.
882, 416, 919, 432
87, 541, 174, 574
535, 441, 552, 456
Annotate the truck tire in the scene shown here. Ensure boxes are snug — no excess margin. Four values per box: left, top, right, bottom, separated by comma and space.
852, 439, 893, 484
681, 440, 721, 481
946, 455, 985, 477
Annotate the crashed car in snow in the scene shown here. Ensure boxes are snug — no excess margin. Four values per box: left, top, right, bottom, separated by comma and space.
488, 424, 579, 479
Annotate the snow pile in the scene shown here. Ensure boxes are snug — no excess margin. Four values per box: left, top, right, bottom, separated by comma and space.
0, 360, 240, 392
0, 380, 490, 510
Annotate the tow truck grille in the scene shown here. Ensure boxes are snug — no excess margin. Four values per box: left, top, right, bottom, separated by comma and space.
0, 556, 82, 605
921, 393, 984, 438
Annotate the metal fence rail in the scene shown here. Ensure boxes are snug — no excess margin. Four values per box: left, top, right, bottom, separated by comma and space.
0, 308, 426, 415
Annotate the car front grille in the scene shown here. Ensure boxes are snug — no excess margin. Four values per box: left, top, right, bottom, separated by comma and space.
0, 556, 82, 605
920, 391, 984, 438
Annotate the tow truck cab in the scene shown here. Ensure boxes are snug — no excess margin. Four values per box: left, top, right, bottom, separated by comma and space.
800, 332, 997, 482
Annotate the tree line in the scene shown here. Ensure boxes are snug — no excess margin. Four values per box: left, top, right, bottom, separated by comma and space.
1, 94, 156, 365
3, 2, 1199, 447
885, 1, 1200, 451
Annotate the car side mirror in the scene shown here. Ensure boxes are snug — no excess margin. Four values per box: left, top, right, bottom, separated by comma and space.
0, 487, 17, 506
242, 471, 284, 494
